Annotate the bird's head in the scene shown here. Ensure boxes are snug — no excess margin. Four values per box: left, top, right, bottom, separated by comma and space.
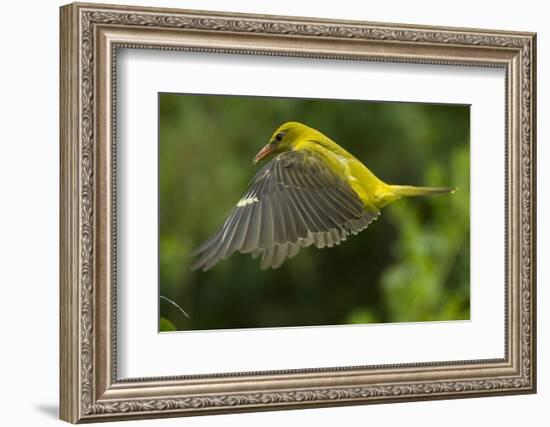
253, 121, 315, 164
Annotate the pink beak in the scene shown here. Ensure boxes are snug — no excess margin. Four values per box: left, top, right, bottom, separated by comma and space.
253, 143, 274, 164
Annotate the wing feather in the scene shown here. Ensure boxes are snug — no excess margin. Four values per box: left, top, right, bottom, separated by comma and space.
259, 198, 274, 249
283, 189, 310, 239
192, 150, 379, 271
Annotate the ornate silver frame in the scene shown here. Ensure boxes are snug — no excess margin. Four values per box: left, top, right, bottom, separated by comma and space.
60, 2, 536, 423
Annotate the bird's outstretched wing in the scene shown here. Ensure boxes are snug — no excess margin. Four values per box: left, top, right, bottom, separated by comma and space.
192, 150, 379, 271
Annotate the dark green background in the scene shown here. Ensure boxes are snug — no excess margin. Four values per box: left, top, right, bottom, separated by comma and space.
159, 93, 470, 332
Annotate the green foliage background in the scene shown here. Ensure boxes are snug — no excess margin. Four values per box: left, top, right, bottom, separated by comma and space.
159, 93, 470, 331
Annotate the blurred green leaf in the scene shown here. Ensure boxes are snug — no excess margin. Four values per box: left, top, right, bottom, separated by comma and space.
159, 317, 177, 332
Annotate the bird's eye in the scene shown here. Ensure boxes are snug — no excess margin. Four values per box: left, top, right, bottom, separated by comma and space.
274, 132, 285, 143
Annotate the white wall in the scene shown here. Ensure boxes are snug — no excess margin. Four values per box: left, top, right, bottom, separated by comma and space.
0, 0, 546, 426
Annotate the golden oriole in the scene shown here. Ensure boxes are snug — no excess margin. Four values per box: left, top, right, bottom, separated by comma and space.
192, 121, 455, 271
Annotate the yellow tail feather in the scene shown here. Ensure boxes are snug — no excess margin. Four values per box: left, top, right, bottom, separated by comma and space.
390, 185, 457, 197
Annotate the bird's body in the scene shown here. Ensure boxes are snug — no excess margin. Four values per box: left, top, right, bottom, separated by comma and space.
192, 122, 454, 271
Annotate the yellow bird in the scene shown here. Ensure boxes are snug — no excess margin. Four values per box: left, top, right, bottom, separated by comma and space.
192, 121, 455, 271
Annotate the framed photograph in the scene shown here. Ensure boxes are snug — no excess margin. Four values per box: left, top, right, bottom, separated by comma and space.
60, 2, 537, 423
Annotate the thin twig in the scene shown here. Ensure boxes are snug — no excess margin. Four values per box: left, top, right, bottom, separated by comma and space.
160, 295, 190, 319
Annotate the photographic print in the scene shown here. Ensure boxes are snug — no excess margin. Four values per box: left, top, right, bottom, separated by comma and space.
159, 94, 470, 332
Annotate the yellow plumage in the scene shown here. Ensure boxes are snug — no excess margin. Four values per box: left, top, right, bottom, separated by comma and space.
264, 121, 455, 211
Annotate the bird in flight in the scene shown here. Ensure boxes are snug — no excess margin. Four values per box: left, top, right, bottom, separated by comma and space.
192, 121, 455, 271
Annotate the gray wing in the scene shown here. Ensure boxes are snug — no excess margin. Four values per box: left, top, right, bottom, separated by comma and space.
191, 150, 379, 271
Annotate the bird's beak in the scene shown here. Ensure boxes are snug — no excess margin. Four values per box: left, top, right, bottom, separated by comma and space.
253, 143, 274, 164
